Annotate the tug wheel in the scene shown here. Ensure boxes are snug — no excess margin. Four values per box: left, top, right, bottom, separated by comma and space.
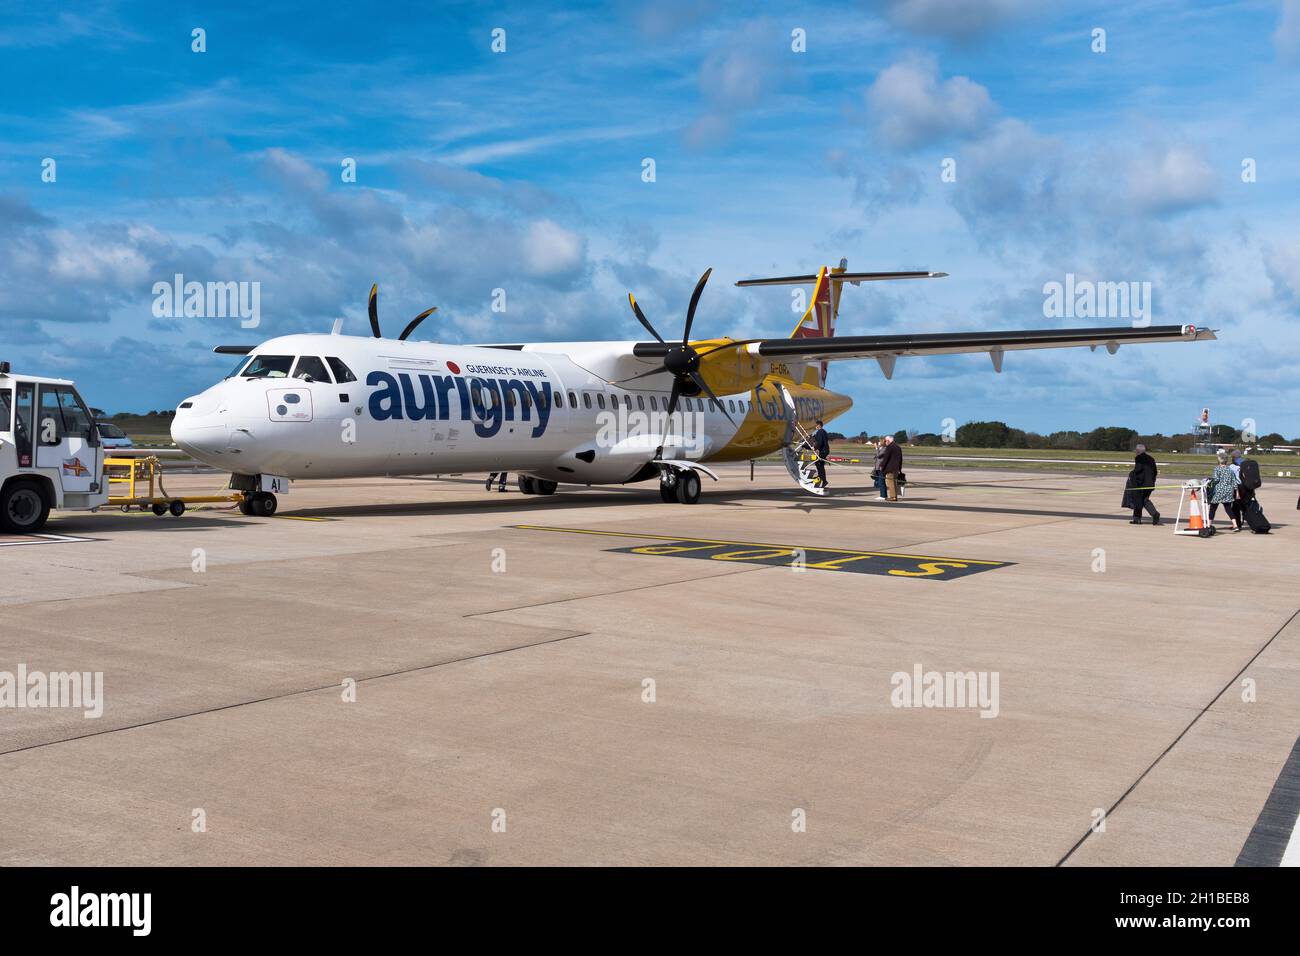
0, 481, 50, 534
152, 503, 167, 517
169, 500, 186, 517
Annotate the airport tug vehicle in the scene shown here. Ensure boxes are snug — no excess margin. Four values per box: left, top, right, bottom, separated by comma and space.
0, 364, 246, 533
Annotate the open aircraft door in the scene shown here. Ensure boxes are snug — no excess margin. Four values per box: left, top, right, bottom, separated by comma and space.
776, 384, 827, 496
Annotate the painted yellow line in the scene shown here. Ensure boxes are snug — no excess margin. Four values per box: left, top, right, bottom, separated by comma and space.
510, 524, 1006, 565
271, 514, 330, 521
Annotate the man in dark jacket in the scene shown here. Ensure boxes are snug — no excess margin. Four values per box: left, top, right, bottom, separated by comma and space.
880, 435, 903, 501
1130, 444, 1161, 525
809, 420, 831, 488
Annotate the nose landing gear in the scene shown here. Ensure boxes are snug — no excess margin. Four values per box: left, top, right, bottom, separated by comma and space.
239, 492, 278, 517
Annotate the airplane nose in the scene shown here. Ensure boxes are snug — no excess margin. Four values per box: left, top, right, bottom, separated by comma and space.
171, 394, 230, 463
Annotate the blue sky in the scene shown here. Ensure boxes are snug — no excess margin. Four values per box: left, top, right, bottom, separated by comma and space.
3, 0, 1300, 438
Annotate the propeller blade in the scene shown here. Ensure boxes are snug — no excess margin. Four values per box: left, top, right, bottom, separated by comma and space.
628, 293, 665, 345
655, 377, 685, 459
681, 267, 712, 344
613, 365, 671, 385
690, 371, 736, 426
398, 307, 437, 342
368, 284, 381, 338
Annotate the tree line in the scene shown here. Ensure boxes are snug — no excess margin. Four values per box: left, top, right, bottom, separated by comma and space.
842, 421, 1296, 452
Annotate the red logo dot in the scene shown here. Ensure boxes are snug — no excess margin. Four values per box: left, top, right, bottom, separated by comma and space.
447, 361, 460, 374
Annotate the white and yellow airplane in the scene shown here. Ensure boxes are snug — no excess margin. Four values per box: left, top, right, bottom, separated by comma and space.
171, 262, 1215, 514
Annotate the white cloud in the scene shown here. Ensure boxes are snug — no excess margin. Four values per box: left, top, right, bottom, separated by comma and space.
1276, 0, 1300, 61
866, 55, 996, 148
1264, 241, 1300, 310
1126, 144, 1217, 216
522, 220, 586, 278
878, 0, 1043, 42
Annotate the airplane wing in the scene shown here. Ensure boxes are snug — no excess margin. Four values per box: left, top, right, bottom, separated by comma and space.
631, 324, 1215, 377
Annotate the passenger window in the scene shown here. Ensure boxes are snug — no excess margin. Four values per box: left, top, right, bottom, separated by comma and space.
597, 394, 606, 410
636, 395, 644, 411
241, 355, 293, 378
568, 391, 577, 408
292, 356, 332, 383
582, 393, 591, 410
650, 396, 658, 411
326, 357, 357, 383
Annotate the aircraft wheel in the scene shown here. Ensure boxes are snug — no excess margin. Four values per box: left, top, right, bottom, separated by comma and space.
0, 480, 50, 534
518, 476, 536, 495
152, 502, 168, 516
675, 471, 701, 505
659, 473, 677, 503
534, 479, 557, 495
169, 500, 186, 517
238, 497, 255, 516
253, 493, 278, 517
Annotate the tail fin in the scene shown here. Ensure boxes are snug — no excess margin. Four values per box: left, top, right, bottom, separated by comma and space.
734, 259, 946, 387
788, 260, 846, 386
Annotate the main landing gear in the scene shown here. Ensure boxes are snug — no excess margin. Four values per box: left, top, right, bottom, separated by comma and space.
517, 476, 558, 496
239, 492, 278, 517
657, 464, 715, 505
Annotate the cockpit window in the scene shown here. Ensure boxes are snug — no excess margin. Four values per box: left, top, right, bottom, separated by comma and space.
292, 356, 332, 383
224, 356, 251, 379
240, 355, 293, 379
326, 357, 357, 383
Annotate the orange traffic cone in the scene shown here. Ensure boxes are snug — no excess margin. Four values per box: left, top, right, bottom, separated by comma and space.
1187, 488, 1205, 531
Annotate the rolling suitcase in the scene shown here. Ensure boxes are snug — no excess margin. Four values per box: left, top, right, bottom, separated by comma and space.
1242, 498, 1271, 534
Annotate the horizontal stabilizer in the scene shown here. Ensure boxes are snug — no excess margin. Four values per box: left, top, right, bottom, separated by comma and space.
736, 271, 947, 287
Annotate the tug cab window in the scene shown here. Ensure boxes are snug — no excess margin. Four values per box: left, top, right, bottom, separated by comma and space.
240, 355, 293, 379
326, 357, 357, 383
38, 385, 97, 444
292, 356, 332, 383
0, 388, 11, 433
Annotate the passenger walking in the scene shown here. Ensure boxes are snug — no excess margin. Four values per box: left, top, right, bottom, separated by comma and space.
1208, 449, 1241, 531
872, 438, 888, 499
1129, 443, 1162, 525
809, 420, 831, 489
880, 434, 903, 502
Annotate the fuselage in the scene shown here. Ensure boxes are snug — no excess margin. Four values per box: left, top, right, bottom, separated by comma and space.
171, 333, 852, 484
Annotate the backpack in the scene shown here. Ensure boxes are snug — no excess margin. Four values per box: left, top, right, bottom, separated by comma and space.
1239, 458, 1262, 490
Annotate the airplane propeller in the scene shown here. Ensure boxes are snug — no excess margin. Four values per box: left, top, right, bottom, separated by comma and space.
618, 268, 760, 430
368, 283, 438, 341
